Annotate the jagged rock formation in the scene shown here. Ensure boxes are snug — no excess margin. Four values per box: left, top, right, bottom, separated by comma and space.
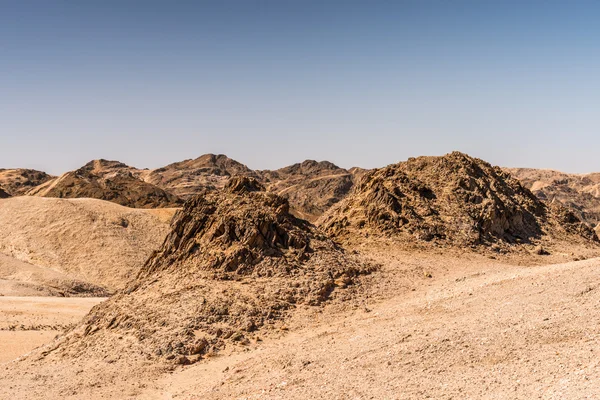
139, 154, 258, 199
348, 166, 371, 181
320, 152, 597, 248
259, 160, 356, 222
28, 159, 182, 208
50, 177, 372, 363
0, 168, 53, 196
139, 155, 360, 221
3, 156, 366, 219
507, 168, 600, 233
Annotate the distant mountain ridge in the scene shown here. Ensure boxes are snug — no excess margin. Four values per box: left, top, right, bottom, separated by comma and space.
3, 154, 363, 221
137, 153, 259, 199
259, 160, 358, 222
27, 159, 182, 209
4, 154, 600, 236
0, 168, 53, 196
507, 168, 600, 233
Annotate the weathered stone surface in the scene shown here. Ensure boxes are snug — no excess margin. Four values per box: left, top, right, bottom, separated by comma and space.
29, 159, 182, 208
0, 168, 53, 196
320, 152, 597, 248
52, 177, 373, 362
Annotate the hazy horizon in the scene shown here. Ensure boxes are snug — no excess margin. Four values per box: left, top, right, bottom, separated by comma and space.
2, 1, 599, 175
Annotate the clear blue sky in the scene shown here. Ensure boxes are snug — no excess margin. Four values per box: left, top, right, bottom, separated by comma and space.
1, 0, 599, 175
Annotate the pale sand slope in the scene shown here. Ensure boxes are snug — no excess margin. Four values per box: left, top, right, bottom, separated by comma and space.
0, 253, 108, 297
2, 251, 600, 399
0, 296, 105, 364
0, 197, 177, 291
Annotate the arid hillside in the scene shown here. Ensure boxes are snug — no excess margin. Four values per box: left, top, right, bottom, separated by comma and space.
0, 168, 53, 196
3, 241, 600, 398
1, 156, 365, 221
0, 253, 108, 297
259, 160, 356, 222
6, 156, 600, 237
320, 152, 598, 252
508, 168, 600, 233
5, 177, 372, 394
0, 197, 176, 292
2, 154, 600, 399
2, 155, 363, 221
139, 154, 258, 199
28, 160, 182, 208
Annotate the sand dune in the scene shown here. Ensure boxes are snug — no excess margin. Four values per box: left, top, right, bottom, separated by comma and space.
0, 254, 107, 296
0, 197, 176, 291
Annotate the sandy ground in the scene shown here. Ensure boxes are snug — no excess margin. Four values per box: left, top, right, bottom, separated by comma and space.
2, 250, 600, 399
0, 197, 176, 291
138, 255, 600, 400
0, 332, 58, 364
0, 296, 105, 363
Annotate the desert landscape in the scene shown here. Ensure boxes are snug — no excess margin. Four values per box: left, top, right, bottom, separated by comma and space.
3, 2, 599, 398
1, 152, 600, 399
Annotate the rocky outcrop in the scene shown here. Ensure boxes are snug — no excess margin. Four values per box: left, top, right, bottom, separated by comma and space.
259, 160, 356, 222
507, 168, 600, 231
52, 177, 372, 363
320, 152, 597, 248
139, 154, 258, 199
28, 159, 182, 208
0, 187, 10, 199
0, 168, 53, 196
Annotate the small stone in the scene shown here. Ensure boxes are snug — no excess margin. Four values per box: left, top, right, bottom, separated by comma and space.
533, 245, 549, 255
175, 355, 191, 365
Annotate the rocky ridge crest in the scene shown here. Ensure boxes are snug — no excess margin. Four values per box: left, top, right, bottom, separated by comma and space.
320, 152, 597, 248
28, 159, 182, 208
49, 177, 373, 363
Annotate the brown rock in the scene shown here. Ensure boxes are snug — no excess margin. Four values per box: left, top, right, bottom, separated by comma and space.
259, 160, 360, 222
533, 245, 550, 255
0, 168, 53, 196
507, 167, 600, 231
28, 159, 182, 208
53, 178, 374, 361
319, 152, 598, 249
139, 154, 258, 199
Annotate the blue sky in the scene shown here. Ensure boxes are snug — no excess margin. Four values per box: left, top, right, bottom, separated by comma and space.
1, 1, 599, 174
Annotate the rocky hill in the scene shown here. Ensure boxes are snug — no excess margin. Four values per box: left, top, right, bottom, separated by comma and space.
2, 156, 364, 219
320, 152, 597, 250
139, 155, 359, 221
0, 168, 53, 196
259, 160, 356, 222
28, 159, 182, 208
44, 177, 372, 365
0, 197, 176, 292
507, 168, 600, 233
139, 154, 258, 199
